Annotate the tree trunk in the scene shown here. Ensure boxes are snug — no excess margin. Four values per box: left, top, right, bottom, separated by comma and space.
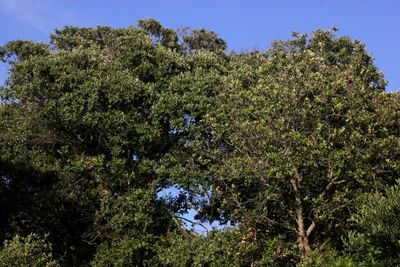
291, 175, 312, 255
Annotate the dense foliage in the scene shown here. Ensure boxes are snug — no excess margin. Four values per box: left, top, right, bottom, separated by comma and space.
0, 20, 399, 266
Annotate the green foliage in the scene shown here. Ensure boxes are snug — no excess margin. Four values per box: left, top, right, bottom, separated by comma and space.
158, 229, 298, 267
1, 20, 399, 266
138, 18, 179, 49
186, 30, 397, 258
91, 188, 176, 266
345, 180, 400, 265
298, 248, 373, 267
0, 234, 59, 267
0, 19, 191, 265
181, 28, 227, 54
157, 230, 241, 267
91, 236, 159, 267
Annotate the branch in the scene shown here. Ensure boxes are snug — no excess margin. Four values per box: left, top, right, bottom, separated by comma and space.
318, 161, 346, 199
319, 179, 346, 199
175, 215, 209, 235
306, 221, 316, 237
82, 232, 100, 246
172, 216, 201, 237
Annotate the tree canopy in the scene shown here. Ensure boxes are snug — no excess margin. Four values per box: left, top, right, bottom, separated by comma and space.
0, 20, 399, 266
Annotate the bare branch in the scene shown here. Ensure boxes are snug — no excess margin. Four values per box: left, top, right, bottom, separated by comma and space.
175, 215, 209, 235
306, 221, 316, 237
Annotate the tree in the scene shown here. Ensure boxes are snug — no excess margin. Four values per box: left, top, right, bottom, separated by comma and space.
180, 28, 227, 54
181, 30, 399, 259
0, 234, 59, 267
138, 18, 179, 49
345, 179, 400, 266
0, 19, 204, 265
1, 21, 399, 266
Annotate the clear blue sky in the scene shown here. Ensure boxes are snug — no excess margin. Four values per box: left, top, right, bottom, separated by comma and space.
0, 0, 399, 91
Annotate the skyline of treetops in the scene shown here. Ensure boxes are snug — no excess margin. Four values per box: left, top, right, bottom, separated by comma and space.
0, 19, 399, 266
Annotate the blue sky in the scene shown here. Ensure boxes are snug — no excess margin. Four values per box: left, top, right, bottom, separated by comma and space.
0, 0, 399, 91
